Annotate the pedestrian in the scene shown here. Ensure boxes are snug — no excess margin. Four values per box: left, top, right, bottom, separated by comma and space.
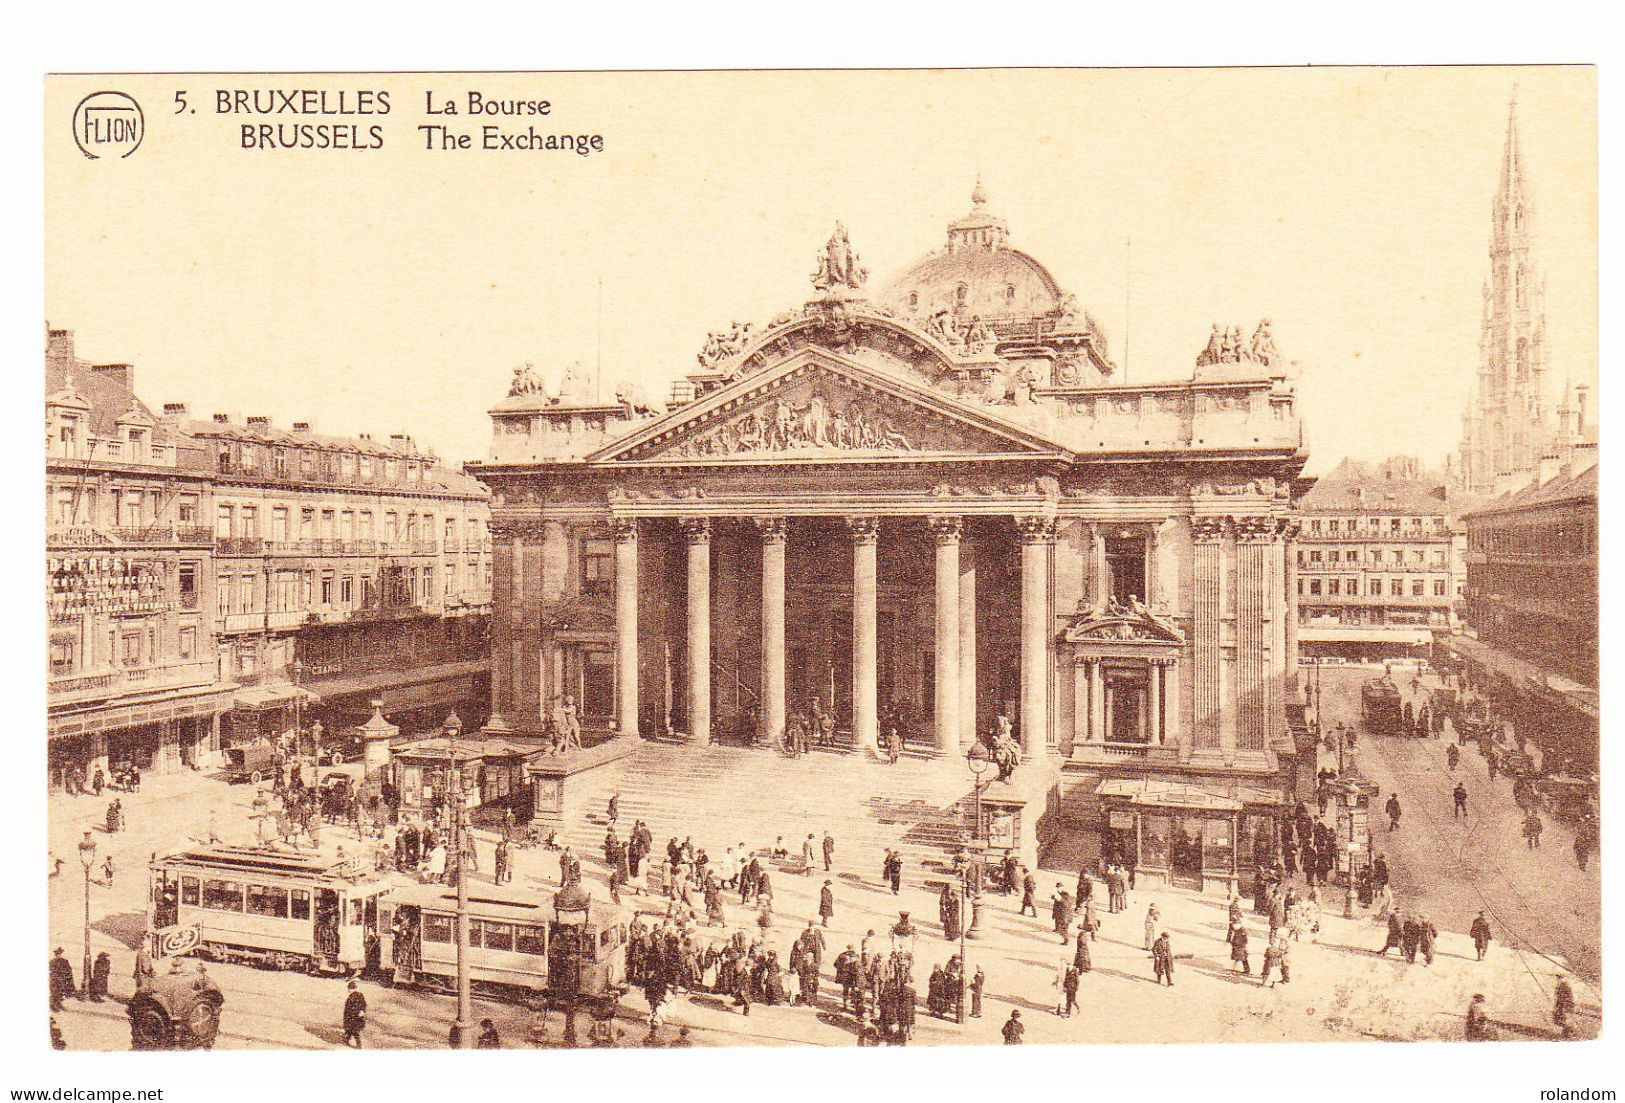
1019, 869, 1038, 917
802, 834, 816, 875
1058, 961, 1080, 1017
1073, 927, 1092, 974
1465, 993, 1496, 1040
1401, 915, 1420, 964
1553, 975, 1575, 1038
1082, 898, 1099, 942
1228, 921, 1251, 975
494, 838, 511, 886
607, 792, 619, 825
1051, 886, 1074, 944
1417, 914, 1437, 966
1380, 912, 1403, 956
1260, 929, 1290, 987
970, 966, 985, 1018
134, 942, 156, 991
50, 1017, 66, 1051
1151, 931, 1174, 986
48, 948, 74, 1011
1447, 743, 1460, 771
342, 979, 367, 1048
1452, 782, 1468, 818
822, 831, 835, 872
1524, 811, 1544, 849
101, 854, 115, 886
1471, 910, 1493, 960
820, 880, 835, 927
1385, 793, 1401, 832
476, 1018, 501, 1048
1143, 903, 1160, 950
88, 952, 111, 1002
1002, 1009, 1024, 1044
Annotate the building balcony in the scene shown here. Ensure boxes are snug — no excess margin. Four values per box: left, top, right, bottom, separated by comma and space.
48, 524, 215, 548
49, 659, 217, 706
1066, 741, 1180, 768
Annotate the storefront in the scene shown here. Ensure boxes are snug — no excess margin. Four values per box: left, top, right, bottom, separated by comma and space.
1095, 779, 1285, 895
226, 683, 315, 749
389, 737, 537, 816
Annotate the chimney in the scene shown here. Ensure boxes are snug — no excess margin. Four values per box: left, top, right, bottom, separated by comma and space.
46, 328, 75, 368
291, 420, 314, 434
246, 416, 272, 432
389, 432, 415, 451
358, 433, 371, 441
1535, 453, 1562, 488
162, 402, 189, 420
212, 413, 231, 425
1576, 385, 1590, 436
91, 363, 135, 391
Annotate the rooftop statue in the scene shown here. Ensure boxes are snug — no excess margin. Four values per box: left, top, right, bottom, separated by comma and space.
507, 362, 548, 398
555, 361, 591, 404
812, 221, 868, 292
1248, 319, 1280, 367
696, 320, 754, 371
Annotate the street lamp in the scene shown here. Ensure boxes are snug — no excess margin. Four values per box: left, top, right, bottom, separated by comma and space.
552, 882, 592, 1047
957, 741, 993, 1028
77, 831, 96, 997
1342, 785, 1359, 920
443, 710, 471, 1049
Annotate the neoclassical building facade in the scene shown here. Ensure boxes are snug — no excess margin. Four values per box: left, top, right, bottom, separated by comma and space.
470, 188, 1310, 884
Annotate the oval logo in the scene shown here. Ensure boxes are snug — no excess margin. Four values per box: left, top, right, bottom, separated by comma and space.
73, 91, 144, 159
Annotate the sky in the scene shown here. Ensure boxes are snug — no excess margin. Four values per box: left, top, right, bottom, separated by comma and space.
44, 67, 1596, 476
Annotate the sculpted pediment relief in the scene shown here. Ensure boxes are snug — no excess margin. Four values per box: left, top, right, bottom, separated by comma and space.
590, 355, 1068, 465
539, 594, 615, 633
1063, 599, 1184, 646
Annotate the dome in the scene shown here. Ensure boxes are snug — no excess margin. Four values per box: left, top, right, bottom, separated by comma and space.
878, 181, 1067, 328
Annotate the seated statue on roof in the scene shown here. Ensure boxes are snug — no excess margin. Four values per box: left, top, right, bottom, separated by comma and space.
554, 362, 591, 404
811, 222, 868, 292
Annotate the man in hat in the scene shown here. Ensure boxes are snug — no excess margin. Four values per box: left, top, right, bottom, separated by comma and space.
819, 880, 836, 927
1001, 1008, 1024, 1044
1465, 993, 1494, 1040
1471, 910, 1493, 961
822, 831, 836, 872
342, 978, 367, 1047
48, 949, 74, 1011
1151, 931, 1174, 986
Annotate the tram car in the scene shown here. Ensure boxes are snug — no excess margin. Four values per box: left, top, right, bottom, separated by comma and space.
380, 881, 626, 1002
1359, 677, 1404, 736
148, 844, 393, 974
127, 968, 224, 1050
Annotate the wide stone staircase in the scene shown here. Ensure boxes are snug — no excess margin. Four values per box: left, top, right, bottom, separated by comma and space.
552, 742, 975, 887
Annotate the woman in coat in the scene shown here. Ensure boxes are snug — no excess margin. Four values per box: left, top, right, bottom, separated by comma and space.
1143, 904, 1161, 950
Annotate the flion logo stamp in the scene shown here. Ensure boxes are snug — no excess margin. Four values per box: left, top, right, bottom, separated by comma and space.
72, 91, 144, 159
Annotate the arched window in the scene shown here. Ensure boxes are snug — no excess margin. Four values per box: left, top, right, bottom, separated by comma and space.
1005, 282, 1017, 303
956, 283, 968, 306
908, 291, 918, 309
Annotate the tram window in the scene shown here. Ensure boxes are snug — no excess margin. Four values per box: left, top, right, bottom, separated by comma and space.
246, 884, 290, 918
481, 921, 515, 952
350, 900, 364, 925
515, 925, 546, 956
290, 890, 310, 920
424, 915, 454, 943
180, 877, 199, 905
202, 880, 244, 912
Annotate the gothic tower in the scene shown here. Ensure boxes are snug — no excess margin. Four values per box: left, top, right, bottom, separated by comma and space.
1460, 93, 1553, 493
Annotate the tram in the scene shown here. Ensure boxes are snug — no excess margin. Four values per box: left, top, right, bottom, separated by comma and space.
148, 845, 393, 974
1360, 676, 1404, 736
381, 881, 627, 1002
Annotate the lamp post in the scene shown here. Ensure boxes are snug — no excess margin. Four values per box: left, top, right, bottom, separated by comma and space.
552, 883, 591, 1047
77, 831, 96, 997
958, 742, 992, 1027
1342, 785, 1358, 920
443, 710, 471, 1049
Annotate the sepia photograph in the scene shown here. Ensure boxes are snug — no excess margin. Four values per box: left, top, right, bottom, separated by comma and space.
29, 60, 1601, 1080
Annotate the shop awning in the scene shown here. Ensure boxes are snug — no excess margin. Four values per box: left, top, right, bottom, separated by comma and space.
1298, 626, 1434, 645
232, 684, 316, 711
301, 659, 489, 708
1096, 778, 1242, 812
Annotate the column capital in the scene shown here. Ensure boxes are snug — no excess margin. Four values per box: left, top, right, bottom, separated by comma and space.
928, 515, 963, 544
754, 516, 789, 544
846, 516, 881, 545
611, 517, 639, 543
1279, 517, 1302, 540
1192, 515, 1229, 543
1015, 515, 1059, 543
680, 517, 712, 544
1236, 515, 1276, 542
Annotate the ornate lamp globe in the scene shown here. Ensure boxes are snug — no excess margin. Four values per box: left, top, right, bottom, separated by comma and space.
77, 830, 97, 871
442, 710, 463, 738
966, 741, 990, 778
555, 882, 592, 925
890, 911, 918, 956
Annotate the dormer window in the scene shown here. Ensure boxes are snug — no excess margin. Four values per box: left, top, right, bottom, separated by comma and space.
57, 416, 79, 457
908, 291, 918, 309
1005, 283, 1017, 303
956, 283, 969, 306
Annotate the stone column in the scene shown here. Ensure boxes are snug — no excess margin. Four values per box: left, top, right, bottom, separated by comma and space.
1089, 658, 1105, 743
1148, 658, 1163, 745
682, 518, 712, 745
756, 517, 788, 749
958, 535, 978, 746
848, 517, 880, 753
1147, 520, 1164, 607
1283, 519, 1301, 691
1017, 516, 1057, 752
1090, 523, 1109, 605
613, 518, 640, 738
1193, 516, 1226, 751
929, 516, 962, 754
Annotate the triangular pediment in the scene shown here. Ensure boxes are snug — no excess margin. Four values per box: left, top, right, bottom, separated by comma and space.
587, 351, 1070, 466
1063, 601, 1185, 646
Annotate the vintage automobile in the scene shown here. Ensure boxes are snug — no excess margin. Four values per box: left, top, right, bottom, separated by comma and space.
224, 741, 278, 785
127, 969, 224, 1050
